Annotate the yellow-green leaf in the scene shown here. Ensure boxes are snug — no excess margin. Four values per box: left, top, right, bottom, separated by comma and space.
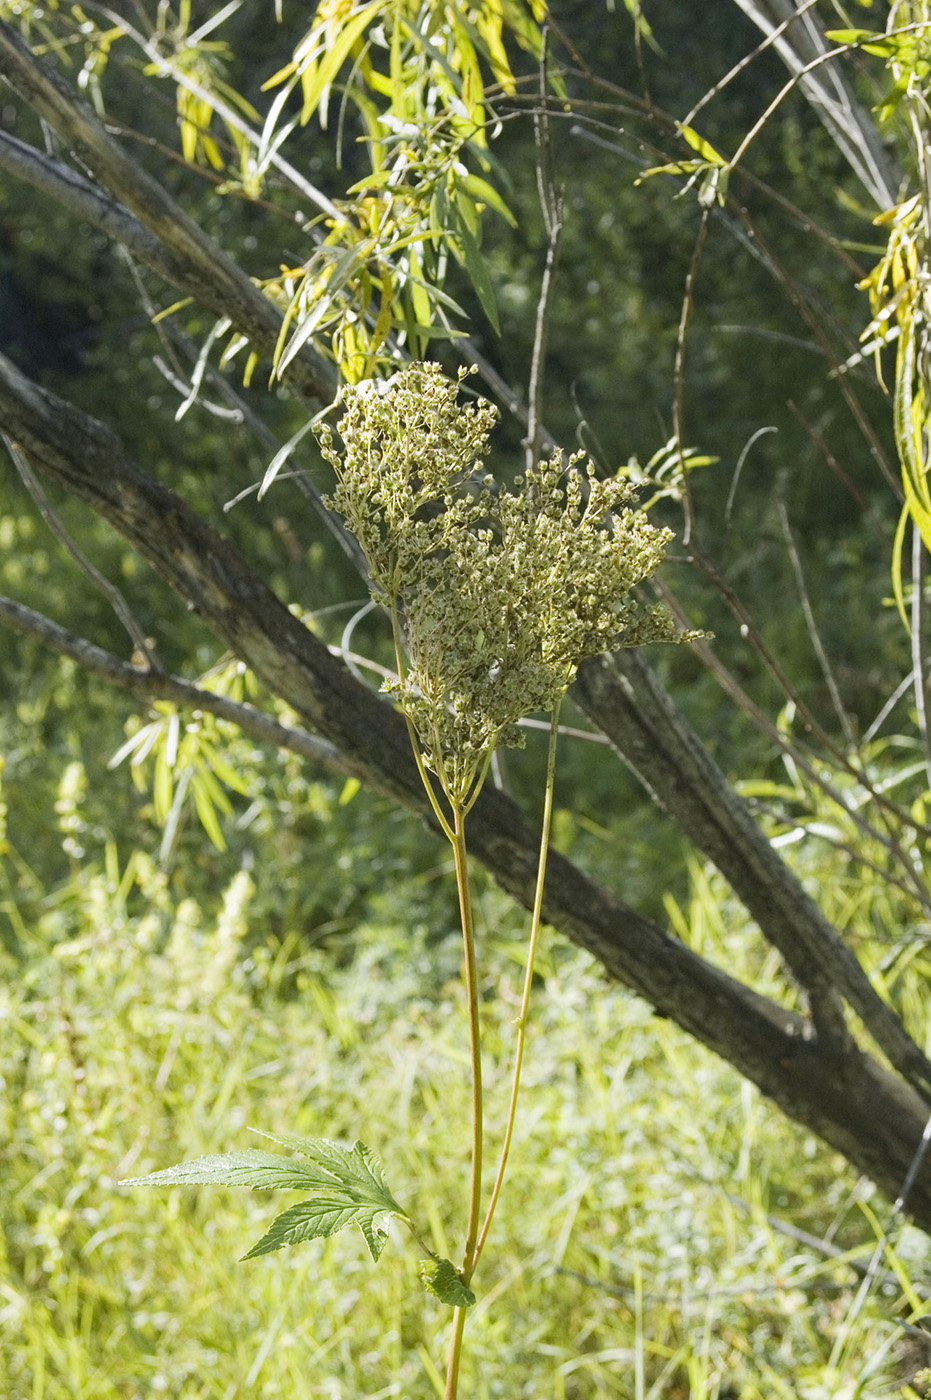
676, 122, 726, 166
191, 772, 227, 850
299, 3, 381, 127
459, 173, 517, 227
453, 216, 500, 334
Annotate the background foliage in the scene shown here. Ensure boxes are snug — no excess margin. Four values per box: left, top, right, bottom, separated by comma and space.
4, 827, 929, 1398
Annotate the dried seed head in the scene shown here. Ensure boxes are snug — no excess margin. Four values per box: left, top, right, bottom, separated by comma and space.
319, 363, 698, 800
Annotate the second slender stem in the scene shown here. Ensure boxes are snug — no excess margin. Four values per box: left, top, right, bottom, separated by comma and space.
472, 701, 562, 1272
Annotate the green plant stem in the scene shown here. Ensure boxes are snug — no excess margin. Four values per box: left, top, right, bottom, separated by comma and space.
445, 1305, 468, 1400
444, 805, 484, 1400
388, 603, 483, 1400
452, 809, 484, 1278
390, 605, 454, 841
471, 700, 562, 1273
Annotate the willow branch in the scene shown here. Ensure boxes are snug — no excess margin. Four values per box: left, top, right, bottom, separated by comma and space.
913, 524, 931, 793
523, 49, 564, 477
3, 433, 157, 668
0, 21, 334, 404
572, 646, 931, 1103
0, 594, 345, 773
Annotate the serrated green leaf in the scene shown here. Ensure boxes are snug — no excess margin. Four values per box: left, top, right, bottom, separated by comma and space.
241, 1197, 395, 1260
420, 1257, 476, 1307
249, 1132, 408, 1216
120, 1149, 341, 1192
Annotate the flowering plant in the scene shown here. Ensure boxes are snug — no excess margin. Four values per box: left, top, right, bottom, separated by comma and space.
125, 363, 696, 1399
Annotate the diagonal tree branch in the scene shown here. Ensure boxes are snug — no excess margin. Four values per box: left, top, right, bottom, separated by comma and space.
3, 433, 157, 669
572, 648, 931, 1104
0, 19, 335, 405
0, 127, 189, 284
3, 347, 931, 1225
0, 595, 345, 772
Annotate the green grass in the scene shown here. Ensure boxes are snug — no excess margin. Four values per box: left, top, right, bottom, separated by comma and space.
2, 843, 928, 1399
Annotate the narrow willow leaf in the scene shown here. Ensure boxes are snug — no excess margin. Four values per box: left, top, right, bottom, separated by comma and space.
190, 758, 233, 814
894, 327, 931, 559
196, 740, 249, 795
459, 173, 517, 227
892, 501, 910, 632
152, 296, 194, 324
108, 724, 158, 770
339, 777, 361, 805
453, 215, 500, 334
257, 417, 315, 499
420, 1257, 476, 1308
676, 122, 726, 165
299, 4, 380, 126
636, 159, 703, 185
153, 749, 173, 825
824, 27, 903, 58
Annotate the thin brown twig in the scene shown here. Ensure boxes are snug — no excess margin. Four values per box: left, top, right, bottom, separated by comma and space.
729, 202, 899, 495
116, 248, 368, 579
554, 83, 867, 278
786, 400, 883, 531
86, 2, 340, 219
0, 594, 346, 772
3, 433, 158, 668
523, 32, 564, 480
726, 24, 931, 180
666, 548, 931, 845
101, 110, 310, 228
684, 0, 824, 130
652, 579, 931, 910
673, 204, 710, 546
777, 499, 856, 749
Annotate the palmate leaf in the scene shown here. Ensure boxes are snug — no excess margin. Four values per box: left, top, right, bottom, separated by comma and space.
121, 1135, 412, 1263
